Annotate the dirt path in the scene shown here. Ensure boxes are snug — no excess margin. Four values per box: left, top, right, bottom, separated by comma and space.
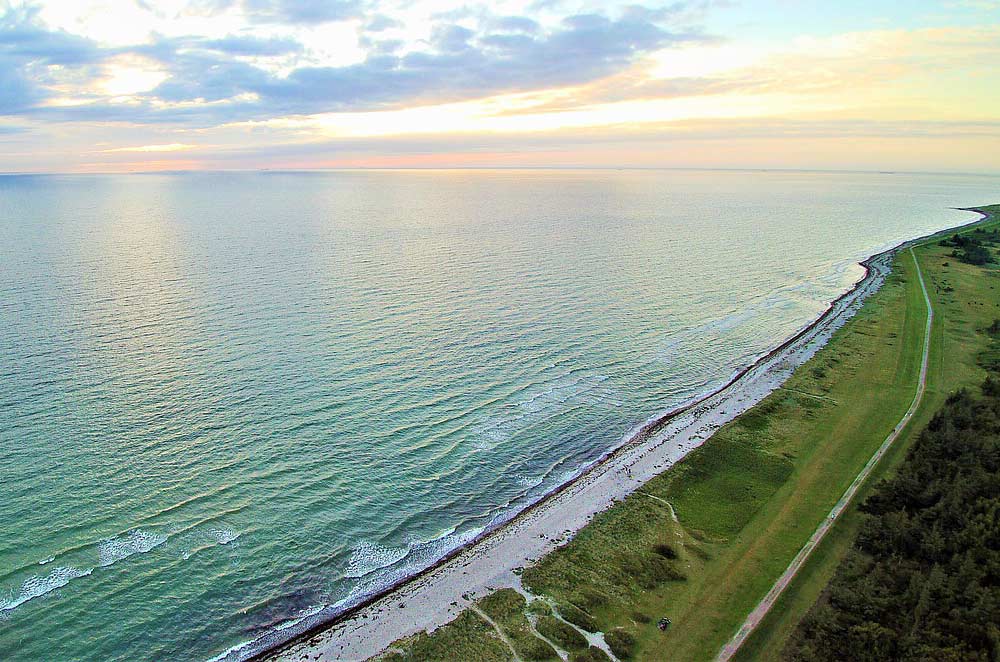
715, 248, 934, 661
469, 605, 522, 662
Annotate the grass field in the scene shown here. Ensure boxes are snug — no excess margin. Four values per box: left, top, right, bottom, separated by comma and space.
380, 206, 1000, 662
733, 205, 1000, 661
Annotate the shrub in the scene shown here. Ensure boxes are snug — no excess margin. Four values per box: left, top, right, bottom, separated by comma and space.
604, 628, 637, 659
536, 615, 588, 651
653, 543, 678, 559
569, 647, 611, 662
519, 636, 560, 661
558, 603, 598, 633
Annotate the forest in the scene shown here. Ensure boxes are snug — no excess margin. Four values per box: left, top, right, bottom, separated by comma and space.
785, 370, 1000, 661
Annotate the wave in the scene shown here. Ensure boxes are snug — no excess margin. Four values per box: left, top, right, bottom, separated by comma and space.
0, 566, 93, 613
2, 524, 240, 616
98, 529, 169, 567
344, 541, 409, 579
210, 528, 241, 545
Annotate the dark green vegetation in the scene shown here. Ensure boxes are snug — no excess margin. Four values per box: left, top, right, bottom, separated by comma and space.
939, 226, 999, 265
381, 207, 1000, 661
738, 205, 1000, 660
537, 615, 589, 651
786, 380, 1000, 661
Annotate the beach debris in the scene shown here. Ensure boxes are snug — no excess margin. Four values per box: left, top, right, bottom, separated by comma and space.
657, 617, 672, 631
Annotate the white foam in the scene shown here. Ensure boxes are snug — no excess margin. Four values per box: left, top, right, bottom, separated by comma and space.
98, 529, 168, 567
515, 474, 543, 488
345, 541, 408, 579
210, 528, 241, 545
38, 556, 54, 565
0, 566, 93, 613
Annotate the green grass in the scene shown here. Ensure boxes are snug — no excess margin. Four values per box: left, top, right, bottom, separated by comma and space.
381, 608, 511, 662
480, 590, 560, 661
383, 589, 562, 661
381, 206, 1000, 662
733, 206, 1000, 661
519, 243, 933, 660
536, 614, 589, 652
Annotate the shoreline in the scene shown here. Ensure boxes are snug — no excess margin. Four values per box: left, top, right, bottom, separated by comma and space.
237, 207, 992, 662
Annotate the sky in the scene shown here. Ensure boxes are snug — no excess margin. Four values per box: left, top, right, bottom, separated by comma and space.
0, 0, 999, 173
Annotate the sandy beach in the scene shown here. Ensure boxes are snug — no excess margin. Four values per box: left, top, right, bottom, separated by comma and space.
252, 211, 989, 662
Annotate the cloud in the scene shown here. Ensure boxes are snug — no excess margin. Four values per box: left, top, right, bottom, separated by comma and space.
102, 143, 195, 152
240, 0, 364, 24
146, 10, 702, 117
2, 1, 710, 125
0, 5, 104, 114
0, 6, 101, 66
364, 14, 402, 32
202, 34, 304, 56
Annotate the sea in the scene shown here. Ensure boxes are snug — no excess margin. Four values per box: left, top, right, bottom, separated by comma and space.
1, 169, 997, 660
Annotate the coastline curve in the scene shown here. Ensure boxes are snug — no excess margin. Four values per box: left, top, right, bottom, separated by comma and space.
229, 207, 992, 662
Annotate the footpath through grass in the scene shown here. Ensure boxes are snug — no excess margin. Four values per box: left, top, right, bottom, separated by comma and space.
380, 206, 1000, 662
732, 205, 1000, 661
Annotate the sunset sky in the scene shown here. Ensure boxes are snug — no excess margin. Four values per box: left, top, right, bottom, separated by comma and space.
1, 0, 999, 173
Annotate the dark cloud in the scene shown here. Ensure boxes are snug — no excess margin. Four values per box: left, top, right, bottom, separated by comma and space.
153, 53, 272, 102
0, 62, 42, 114
0, 7, 102, 65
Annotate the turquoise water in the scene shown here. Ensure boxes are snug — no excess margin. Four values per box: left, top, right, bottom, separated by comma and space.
0, 169, 996, 660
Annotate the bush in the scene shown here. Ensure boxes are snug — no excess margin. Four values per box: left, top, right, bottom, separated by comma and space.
519, 636, 560, 661
569, 647, 611, 662
526, 600, 552, 617
960, 244, 994, 265
604, 628, 637, 659
631, 610, 652, 624
653, 543, 678, 559
571, 588, 609, 609
536, 615, 588, 651
558, 603, 598, 633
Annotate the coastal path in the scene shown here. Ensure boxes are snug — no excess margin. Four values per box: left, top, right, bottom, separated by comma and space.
715, 248, 934, 661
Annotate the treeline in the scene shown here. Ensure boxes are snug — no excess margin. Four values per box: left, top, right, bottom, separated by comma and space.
939, 228, 999, 265
785, 376, 1000, 661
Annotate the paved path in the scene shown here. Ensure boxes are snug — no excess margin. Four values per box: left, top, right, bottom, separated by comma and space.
715, 248, 933, 661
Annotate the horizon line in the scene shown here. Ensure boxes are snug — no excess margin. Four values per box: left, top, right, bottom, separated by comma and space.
3, 165, 1000, 178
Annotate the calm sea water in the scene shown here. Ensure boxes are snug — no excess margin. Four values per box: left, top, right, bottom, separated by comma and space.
1, 169, 997, 660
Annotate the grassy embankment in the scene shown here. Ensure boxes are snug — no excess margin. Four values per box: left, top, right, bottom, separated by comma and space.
735, 205, 1000, 661
381, 206, 1000, 662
